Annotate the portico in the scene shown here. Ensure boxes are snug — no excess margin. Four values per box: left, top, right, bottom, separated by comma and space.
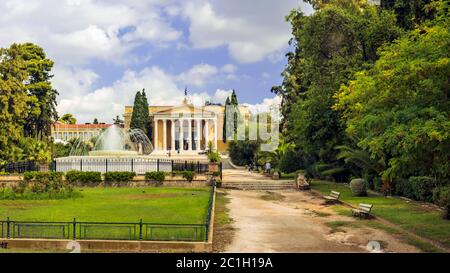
152, 105, 219, 154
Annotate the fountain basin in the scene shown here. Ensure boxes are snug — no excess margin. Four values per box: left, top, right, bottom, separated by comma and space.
88, 150, 139, 156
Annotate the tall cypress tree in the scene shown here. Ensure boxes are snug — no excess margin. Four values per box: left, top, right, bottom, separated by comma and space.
141, 89, 152, 140
223, 97, 231, 143
130, 91, 143, 130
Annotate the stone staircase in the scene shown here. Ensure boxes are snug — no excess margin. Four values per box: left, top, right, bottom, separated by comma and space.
222, 180, 297, 190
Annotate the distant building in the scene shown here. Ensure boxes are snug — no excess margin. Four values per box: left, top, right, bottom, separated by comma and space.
51, 122, 112, 143
124, 98, 249, 154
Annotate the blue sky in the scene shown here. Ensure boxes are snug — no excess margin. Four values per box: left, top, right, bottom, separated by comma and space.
0, 0, 313, 123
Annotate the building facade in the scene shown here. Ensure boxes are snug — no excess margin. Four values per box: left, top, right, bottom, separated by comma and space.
124, 99, 249, 154
51, 122, 112, 143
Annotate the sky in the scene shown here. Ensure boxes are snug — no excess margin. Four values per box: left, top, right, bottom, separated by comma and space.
0, 0, 313, 123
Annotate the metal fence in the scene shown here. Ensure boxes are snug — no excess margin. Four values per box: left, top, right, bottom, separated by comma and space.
2, 161, 38, 173
0, 180, 216, 242
52, 158, 216, 175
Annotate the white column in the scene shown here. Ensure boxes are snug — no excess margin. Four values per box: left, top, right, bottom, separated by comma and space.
179, 119, 184, 151
196, 119, 201, 151
205, 120, 209, 150
171, 120, 176, 151
154, 119, 159, 151
188, 119, 193, 151
214, 118, 218, 150
163, 119, 167, 151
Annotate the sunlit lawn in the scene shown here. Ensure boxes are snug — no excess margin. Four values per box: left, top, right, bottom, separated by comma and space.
0, 187, 211, 224
311, 180, 450, 248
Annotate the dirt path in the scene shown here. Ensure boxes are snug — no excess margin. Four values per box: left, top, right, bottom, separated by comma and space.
223, 190, 420, 253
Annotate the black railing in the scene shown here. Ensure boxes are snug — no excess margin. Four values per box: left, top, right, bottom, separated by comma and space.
2, 161, 38, 173
0, 180, 217, 242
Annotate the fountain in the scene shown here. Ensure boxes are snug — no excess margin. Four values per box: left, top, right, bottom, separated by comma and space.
54, 125, 165, 174
69, 125, 153, 157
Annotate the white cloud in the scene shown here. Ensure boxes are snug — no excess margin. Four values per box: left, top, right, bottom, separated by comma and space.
243, 96, 282, 114
177, 63, 219, 87
221, 64, 237, 74
0, 0, 181, 65
181, 0, 312, 63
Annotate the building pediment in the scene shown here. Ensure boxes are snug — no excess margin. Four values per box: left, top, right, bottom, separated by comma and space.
154, 104, 216, 117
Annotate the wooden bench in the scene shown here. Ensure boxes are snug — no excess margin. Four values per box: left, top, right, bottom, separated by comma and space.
324, 191, 340, 204
352, 203, 373, 219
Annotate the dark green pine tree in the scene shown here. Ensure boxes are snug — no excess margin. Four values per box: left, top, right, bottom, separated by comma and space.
230, 90, 241, 138
130, 91, 144, 130
223, 97, 231, 143
141, 89, 152, 140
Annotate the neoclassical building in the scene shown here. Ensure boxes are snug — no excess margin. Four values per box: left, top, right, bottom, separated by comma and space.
124, 99, 249, 154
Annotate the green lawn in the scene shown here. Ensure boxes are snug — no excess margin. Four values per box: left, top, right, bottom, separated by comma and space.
311, 180, 450, 249
0, 187, 211, 224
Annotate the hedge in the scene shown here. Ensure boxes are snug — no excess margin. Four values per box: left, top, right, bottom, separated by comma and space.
145, 171, 167, 182
66, 170, 102, 184
104, 172, 136, 183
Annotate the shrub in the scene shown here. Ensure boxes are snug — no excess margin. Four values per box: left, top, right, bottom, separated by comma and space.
66, 170, 102, 185
145, 171, 166, 182
394, 178, 414, 199
409, 176, 436, 202
2, 171, 80, 200
349, 178, 367, 196
182, 171, 195, 182
278, 150, 303, 174
207, 151, 221, 163
104, 172, 136, 184
372, 176, 382, 192
433, 187, 450, 220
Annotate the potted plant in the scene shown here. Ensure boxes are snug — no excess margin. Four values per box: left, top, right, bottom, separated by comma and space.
207, 141, 221, 172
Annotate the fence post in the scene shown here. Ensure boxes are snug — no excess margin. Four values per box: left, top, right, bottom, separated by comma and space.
220, 162, 223, 180
139, 219, 143, 240
80, 159, 83, 172
105, 159, 108, 173
157, 159, 160, 172
73, 218, 76, 240
131, 159, 134, 172
185, 161, 187, 171
197, 161, 200, 174
6, 217, 10, 239
171, 160, 174, 176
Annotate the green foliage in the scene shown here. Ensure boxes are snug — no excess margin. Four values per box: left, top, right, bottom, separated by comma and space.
409, 176, 437, 202
273, 3, 401, 175
145, 171, 167, 182
228, 140, 259, 166
53, 142, 72, 158
130, 89, 152, 139
278, 149, 303, 174
349, 178, 367, 196
335, 21, 450, 182
0, 43, 58, 164
59, 113, 76, 124
65, 170, 102, 185
1, 171, 79, 200
104, 172, 136, 184
181, 171, 195, 182
206, 141, 221, 163
394, 178, 414, 198
433, 186, 450, 220
223, 90, 241, 143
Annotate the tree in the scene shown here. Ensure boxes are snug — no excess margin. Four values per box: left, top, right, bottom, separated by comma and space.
0, 44, 30, 164
59, 114, 77, 124
130, 89, 152, 139
141, 89, 152, 139
223, 97, 231, 142
93, 118, 99, 124
334, 17, 450, 181
223, 90, 241, 143
19, 43, 59, 140
272, 2, 401, 174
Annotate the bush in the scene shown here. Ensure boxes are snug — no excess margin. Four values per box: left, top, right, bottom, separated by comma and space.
66, 170, 102, 185
372, 176, 382, 192
207, 151, 221, 163
409, 176, 436, 202
394, 178, 414, 199
145, 171, 166, 182
350, 178, 367, 196
182, 171, 195, 182
278, 150, 303, 174
1, 171, 80, 200
228, 140, 259, 166
104, 172, 136, 184
433, 187, 450, 220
